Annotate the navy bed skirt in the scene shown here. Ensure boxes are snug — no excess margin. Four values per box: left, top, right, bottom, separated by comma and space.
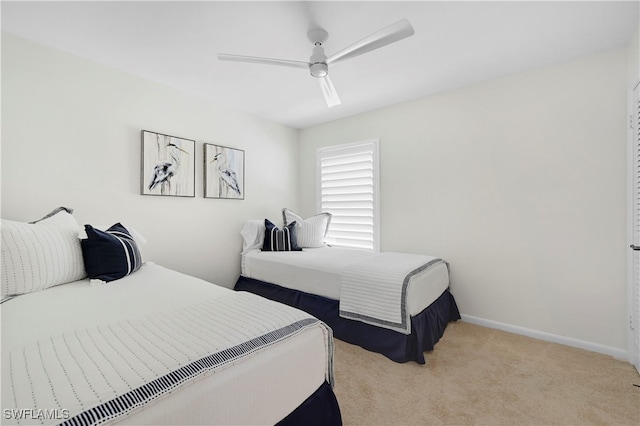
277, 381, 342, 426
235, 276, 461, 364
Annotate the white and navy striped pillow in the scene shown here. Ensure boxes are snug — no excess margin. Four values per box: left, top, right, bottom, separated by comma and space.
261, 219, 302, 252
1, 207, 87, 301
282, 208, 332, 248
81, 223, 142, 282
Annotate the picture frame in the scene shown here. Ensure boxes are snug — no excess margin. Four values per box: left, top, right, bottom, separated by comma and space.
141, 130, 195, 197
204, 143, 245, 200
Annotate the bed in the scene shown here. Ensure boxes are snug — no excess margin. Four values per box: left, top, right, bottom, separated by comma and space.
234, 215, 461, 364
1, 208, 341, 425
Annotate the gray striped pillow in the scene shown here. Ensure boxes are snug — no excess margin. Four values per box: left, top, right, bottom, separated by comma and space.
261, 219, 302, 252
282, 208, 332, 248
1, 208, 86, 300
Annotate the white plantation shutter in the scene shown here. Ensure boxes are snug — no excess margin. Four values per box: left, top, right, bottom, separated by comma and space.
317, 140, 379, 251
631, 82, 640, 374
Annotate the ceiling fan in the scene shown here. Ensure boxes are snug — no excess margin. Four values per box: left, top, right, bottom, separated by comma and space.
218, 19, 415, 108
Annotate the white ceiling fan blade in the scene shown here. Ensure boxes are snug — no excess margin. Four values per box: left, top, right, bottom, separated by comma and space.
218, 53, 310, 70
319, 75, 341, 108
326, 19, 415, 65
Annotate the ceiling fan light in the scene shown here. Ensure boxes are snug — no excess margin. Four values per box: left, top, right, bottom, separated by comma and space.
310, 62, 328, 78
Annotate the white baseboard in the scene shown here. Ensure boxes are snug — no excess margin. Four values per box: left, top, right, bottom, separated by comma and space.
460, 314, 628, 360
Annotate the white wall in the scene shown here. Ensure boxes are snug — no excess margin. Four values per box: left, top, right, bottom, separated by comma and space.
1, 33, 300, 288
628, 27, 639, 86
299, 48, 629, 354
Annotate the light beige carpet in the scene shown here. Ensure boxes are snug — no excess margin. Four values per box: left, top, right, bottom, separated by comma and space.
332, 321, 640, 425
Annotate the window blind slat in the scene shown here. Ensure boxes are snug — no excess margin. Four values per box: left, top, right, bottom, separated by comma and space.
323, 201, 373, 209
321, 161, 373, 174
329, 223, 373, 233
330, 217, 374, 226
324, 205, 373, 212
321, 153, 373, 167
321, 186, 373, 195
321, 178, 373, 189
322, 193, 373, 202
329, 229, 373, 238
321, 170, 373, 181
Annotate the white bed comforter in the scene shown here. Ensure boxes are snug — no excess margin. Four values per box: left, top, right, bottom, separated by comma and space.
339, 253, 445, 334
1, 263, 333, 426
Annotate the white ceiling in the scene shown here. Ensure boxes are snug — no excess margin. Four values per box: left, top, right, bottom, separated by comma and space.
2, 1, 638, 129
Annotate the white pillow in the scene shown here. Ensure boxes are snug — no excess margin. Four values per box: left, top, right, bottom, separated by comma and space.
282, 208, 332, 248
1, 208, 87, 300
240, 220, 266, 254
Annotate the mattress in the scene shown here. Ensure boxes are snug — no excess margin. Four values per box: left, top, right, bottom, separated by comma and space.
1, 263, 331, 425
241, 247, 450, 316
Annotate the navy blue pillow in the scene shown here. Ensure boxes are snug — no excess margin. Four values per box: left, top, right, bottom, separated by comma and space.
81, 223, 143, 282
261, 219, 302, 252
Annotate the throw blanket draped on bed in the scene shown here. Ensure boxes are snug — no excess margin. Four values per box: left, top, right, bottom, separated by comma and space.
2, 291, 332, 426
339, 252, 445, 334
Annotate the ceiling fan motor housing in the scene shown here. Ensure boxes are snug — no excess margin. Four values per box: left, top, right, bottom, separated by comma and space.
309, 44, 328, 78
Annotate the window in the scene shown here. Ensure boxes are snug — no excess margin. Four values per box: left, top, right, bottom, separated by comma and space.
317, 139, 380, 251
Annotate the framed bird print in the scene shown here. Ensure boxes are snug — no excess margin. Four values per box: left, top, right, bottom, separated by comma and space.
204, 143, 244, 200
141, 130, 195, 197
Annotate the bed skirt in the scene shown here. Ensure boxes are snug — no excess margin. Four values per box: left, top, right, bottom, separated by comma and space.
278, 381, 342, 426
235, 276, 461, 364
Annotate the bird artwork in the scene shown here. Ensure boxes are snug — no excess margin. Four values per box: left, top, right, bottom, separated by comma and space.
211, 152, 242, 197
142, 131, 195, 197
205, 144, 244, 199
148, 142, 189, 194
